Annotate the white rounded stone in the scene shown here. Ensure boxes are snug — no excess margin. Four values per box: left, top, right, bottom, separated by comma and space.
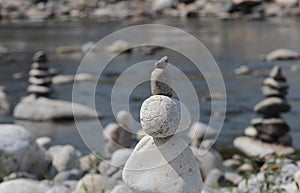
140, 95, 180, 138
116, 110, 133, 129
244, 126, 258, 137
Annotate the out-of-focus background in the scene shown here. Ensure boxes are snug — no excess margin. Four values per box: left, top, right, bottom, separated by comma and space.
1, 0, 300, 155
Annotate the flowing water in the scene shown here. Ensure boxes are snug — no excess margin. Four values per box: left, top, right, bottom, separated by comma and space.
1, 18, 300, 155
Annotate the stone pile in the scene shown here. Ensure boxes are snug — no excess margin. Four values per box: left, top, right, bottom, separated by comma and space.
251, 66, 291, 145
234, 66, 294, 157
27, 51, 52, 97
122, 56, 202, 193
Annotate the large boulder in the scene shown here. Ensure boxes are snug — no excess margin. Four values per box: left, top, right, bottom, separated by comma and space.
13, 95, 100, 121
0, 124, 50, 177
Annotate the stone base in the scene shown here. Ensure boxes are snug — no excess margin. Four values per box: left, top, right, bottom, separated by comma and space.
234, 136, 295, 157
13, 95, 100, 121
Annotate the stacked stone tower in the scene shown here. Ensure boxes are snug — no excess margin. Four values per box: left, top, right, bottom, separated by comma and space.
27, 51, 52, 97
122, 56, 202, 193
245, 66, 292, 146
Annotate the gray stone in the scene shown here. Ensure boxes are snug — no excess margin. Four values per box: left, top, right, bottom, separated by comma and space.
78, 153, 100, 172
151, 56, 173, 97
29, 76, 51, 85
234, 136, 295, 157
223, 159, 242, 169
269, 66, 286, 81
31, 62, 48, 70
29, 69, 49, 77
13, 95, 100, 121
238, 163, 253, 172
105, 148, 132, 180
224, 172, 243, 185
234, 65, 253, 75
52, 145, 82, 172
36, 137, 52, 149
0, 124, 50, 177
54, 169, 84, 183
265, 48, 300, 61
277, 133, 293, 146
122, 135, 202, 193
27, 85, 52, 95
140, 95, 180, 138
244, 126, 258, 137
254, 97, 290, 116
152, 0, 176, 12
264, 77, 289, 90
257, 118, 290, 137
51, 75, 74, 85
103, 123, 134, 155
107, 40, 131, 53
0, 179, 50, 193
204, 169, 224, 187
262, 85, 286, 98
74, 174, 117, 193
188, 122, 218, 148
33, 51, 47, 63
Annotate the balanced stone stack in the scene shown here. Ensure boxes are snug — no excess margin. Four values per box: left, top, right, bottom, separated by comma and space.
122, 56, 202, 193
27, 51, 52, 97
234, 66, 294, 156
249, 66, 291, 145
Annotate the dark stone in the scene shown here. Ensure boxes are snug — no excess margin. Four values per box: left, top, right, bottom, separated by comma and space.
257, 118, 290, 137
33, 51, 47, 63
254, 97, 291, 116
228, 1, 262, 14
262, 85, 287, 98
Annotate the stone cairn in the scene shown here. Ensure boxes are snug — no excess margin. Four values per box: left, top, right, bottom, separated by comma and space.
27, 51, 52, 97
245, 66, 292, 146
122, 56, 202, 193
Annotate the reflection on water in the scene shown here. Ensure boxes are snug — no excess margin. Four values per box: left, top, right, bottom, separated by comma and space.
1, 18, 300, 153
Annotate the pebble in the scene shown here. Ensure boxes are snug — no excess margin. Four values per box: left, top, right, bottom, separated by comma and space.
54, 169, 84, 184
234, 65, 253, 75
27, 85, 52, 95
74, 174, 117, 193
262, 85, 286, 98
52, 145, 82, 172
140, 95, 180, 138
31, 62, 49, 70
264, 77, 289, 90
244, 126, 258, 137
29, 76, 51, 85
258, 118, 290, 137
29, 69, 49, 77
254, 97, 290, 116
33, 51, 47, 63
151, 56, 173, 97
265, 48, 300, 61
35, 136, 52, 149
107, 40, 131, 53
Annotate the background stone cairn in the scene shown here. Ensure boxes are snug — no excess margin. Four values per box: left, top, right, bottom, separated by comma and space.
27, 51, 52, 97
245, 66, 292, 146
122, 56, 202, 193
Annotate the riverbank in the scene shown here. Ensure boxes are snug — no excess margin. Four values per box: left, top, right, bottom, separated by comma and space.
1, 0, 300, 23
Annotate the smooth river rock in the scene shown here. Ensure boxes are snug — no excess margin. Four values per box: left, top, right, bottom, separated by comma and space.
13, 94, 100, 121
52, 145, 82, 172
234, 136, 295, 157
254, 97, 290, 116
265, 48, 300, 61
122, 135, 203, 193
74, 174, 117, 193
0, 179, 50, 193
0, 124, 50, 177
140, 95, 181, 138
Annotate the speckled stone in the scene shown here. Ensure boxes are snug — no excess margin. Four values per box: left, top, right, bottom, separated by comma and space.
122, 135, 203, 193
151, 56, 173, 97
140, 95, 180, 138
